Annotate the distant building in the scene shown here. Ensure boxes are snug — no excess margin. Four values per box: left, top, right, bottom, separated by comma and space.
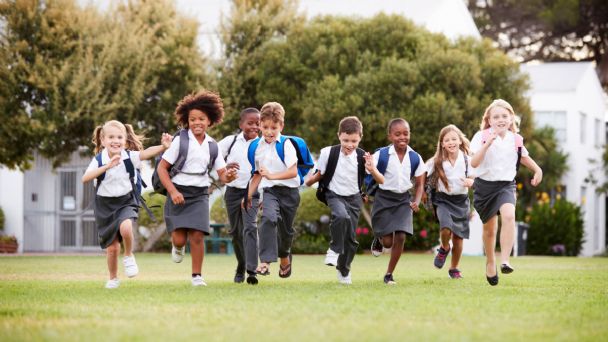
521, 62, 607, 256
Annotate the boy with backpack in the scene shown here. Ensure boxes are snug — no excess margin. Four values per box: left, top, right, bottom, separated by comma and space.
244, 102, 313, 279
306, 116, 383, 284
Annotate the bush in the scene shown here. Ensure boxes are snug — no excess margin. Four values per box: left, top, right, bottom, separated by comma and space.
210, 195, 228, 224
292, 188, 331, 254
527, 199, 584, 256
139, 192, 166, 226
0, 206, 4, 231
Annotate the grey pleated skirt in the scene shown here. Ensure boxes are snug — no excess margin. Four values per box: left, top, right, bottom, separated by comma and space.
432, 192, 470, 239
94, 193, 139, 249
473, 178, 516, 224
164, 185, 210, 234
371, 189, 413, 237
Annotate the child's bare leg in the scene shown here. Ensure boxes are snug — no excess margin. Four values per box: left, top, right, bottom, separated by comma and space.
498, 203, 516, 265
450, 234, 463, 269
482, 216, 498, 276
106, 238, 120, 279
171, 228, 188, 248
119, 219, 134, 257
381, 233, 393, 249
188, 230, 204, 274
386, 232, 405, 274
440, 228, 451, 250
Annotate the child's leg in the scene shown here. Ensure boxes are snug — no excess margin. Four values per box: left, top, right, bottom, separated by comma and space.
332, 195, 360, 277
277, 188, 300, 268
119, 219, 134, 257
439, 228, 451, 251
386, 232, 406, 275
106, 238, 121, 279
258, 190, 280, 266
498, 203, 516, 265
188, 230, 204, 274
243, 196, 260, 275
450, 234, 463, 269
225, 188, 246, 274
381, 233, 393, 249
171, 228, 188, 248
482, 216, 498, 276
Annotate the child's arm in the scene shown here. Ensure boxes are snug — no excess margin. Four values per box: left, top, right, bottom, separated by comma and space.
157, 159, 184, 205
139, 133, 173, 160
82, 154, 121, 183
259, 164, 298, 180
217, 166, 238, 184
364, 152, 384, 184
521, 155, 543, 186
243, 173, 262, 209
470, 132, 497, 168
410, 173, 425, 213
305, 170, 322, 187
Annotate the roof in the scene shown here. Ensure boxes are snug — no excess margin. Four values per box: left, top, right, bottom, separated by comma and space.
520, 62, 594, 92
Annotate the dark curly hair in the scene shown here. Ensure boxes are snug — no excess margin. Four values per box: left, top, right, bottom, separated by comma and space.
173, 89, 225, 128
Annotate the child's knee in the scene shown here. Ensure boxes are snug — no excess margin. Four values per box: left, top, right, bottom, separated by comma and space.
119, 219, 133, 233
189, 231, 204, 245
106, 241, 120, 255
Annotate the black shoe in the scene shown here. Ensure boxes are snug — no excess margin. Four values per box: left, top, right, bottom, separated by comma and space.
383, 273, 396, 285
486, 267, 499, 286
234, 272, 245, 283
246, 273, 258, 285
500, 263, 514, 274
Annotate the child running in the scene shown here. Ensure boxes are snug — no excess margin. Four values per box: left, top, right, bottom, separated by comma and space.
370, 118, 426, 285
470, 99, 542, 286
425, 124, 474, 279
82, 120, 172, 289
157, 90, 237, 287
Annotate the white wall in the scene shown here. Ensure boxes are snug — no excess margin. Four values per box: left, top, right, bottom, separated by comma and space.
0, 167, 24, 253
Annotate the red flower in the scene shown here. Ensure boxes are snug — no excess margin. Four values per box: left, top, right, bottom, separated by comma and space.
362, 227, 369, 235
419, 229, 428, 238
356, 227, 362, 235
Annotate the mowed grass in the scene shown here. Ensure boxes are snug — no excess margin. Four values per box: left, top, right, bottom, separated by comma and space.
0, 253, 607, 341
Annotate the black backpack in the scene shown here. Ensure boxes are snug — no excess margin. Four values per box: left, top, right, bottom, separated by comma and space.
151, 129, 218, 195
315, 145, 366, 205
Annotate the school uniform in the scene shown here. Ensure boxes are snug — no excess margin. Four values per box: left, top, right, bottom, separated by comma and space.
371, 145, 426, 237
316, 146, 362, 277
162, 130, 226, 234
86, 149, 141, 248
218, 133, 260, 275
470, 129, 529, 223
254, 133, 300, 262
425, 150, 471, 239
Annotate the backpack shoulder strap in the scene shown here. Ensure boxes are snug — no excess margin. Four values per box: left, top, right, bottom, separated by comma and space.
356, 148, 365, 192
95, 153, 105, 186
224, 134, 239, 161
275, 135, 288, 164
321, 145, 341, 188
463, 152, 469, 178
377, 146, 390, 174
514, 133, 524, 148
208, 140, 218, 172
481, 128, 491, 143
247, 137, 261, 173
124, 151, 135, 181
408, 150, 420, 179
169, 129, 189, 177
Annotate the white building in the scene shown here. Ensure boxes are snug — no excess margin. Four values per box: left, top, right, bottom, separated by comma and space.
521, 62, 607, 256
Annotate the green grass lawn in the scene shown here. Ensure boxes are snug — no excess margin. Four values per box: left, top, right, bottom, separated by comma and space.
1, 253, 607, 341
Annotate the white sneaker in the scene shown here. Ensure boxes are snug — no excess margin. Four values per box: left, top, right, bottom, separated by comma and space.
336, 270, 352, 285
172, 245, 185, 263
105, 278, 120, 289
191, 275, 207, 287
123, 255, 139, 278
324, 248, 339, 266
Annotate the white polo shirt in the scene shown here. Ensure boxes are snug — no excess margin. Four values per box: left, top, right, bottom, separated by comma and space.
218, 132, 255, 189
470, 130, 529, 181
86, 149, 141, 197
425, 150, 470, 195
374, 145, 426, 194
316, 146, 359, 196
254, 133, 299, 188
162, 130, 226, 187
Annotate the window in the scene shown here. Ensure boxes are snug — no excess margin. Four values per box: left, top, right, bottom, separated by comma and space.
580, 112, 587, 144
60, 219, 76, 247
60, 171, 77, 211
534, 111, 567, 142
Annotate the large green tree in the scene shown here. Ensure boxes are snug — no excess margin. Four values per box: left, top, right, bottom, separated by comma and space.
0, 0, 208, 169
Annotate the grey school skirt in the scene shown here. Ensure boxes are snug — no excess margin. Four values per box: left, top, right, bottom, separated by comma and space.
371, 189, 413, 237
473, 178, 516, 224
164, 185, 210, 234
95, 193, 139, 249
432, 192, 470, 239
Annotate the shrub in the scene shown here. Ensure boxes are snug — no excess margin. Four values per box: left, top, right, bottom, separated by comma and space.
0, 206, 4, 231
210, 195, 228, 224
527, 199, 584, 256
138, 192, 166, 226
292, 188, 331, 254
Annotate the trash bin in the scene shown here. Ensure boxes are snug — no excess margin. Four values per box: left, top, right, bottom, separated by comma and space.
516, 222, 529, 256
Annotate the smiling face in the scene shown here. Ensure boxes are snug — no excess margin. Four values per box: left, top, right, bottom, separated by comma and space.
240, 112, 261, 141
388, 121, 410, 151
487, 106, 513, 136
188, 109, 210, 138
101, 124, 127, 156
260, 118, 283, 143
441, 130, 462, 156
337, 132, 361, 155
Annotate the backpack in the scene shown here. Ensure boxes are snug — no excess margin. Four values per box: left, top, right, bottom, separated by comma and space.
315, 145, 366, 205
223, 134, 239, 162
481, 128, 524, 171
151, 129, 219, 195
364, 145, 420, 196
247, 135, 314, 185
95, 150, 155, 220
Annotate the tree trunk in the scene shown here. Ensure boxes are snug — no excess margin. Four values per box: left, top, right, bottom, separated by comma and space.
360, 204, 373, 229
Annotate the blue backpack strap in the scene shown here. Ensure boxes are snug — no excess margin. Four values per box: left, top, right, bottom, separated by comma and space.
275, 135, 288, 164
124, 150, 135, 182
247, 137, 261, 174
377, 146, 390, 174
408, 150, 420, 179
95, 153, 105, 185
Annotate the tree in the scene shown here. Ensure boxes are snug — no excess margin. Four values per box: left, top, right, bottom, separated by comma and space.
0, 0, 208, 169
467, 0, 608, 87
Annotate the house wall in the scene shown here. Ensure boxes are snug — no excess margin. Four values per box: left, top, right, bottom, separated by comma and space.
0, 167, 24, 253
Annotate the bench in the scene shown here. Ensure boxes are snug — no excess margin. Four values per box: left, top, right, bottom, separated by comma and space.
204, 223, 234, 255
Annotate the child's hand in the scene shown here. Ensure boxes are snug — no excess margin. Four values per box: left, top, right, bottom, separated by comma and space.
258, 166, 272, 180
225, 167, 238, 182
241, 197, 252, 209
226, 162, 240, 171
410, 201, 420, 213
461, 177, 474, 188
169, 190, 185, 205
485, 131, 498, 146
364, 152, 374, 172
161, 133, 173, 150
531, 170, 543, 187
107, 154, 121, 169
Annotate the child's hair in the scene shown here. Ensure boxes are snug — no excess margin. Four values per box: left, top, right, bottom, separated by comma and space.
430, 124, 470, 192
174, 89, 224, 128
240, 107, 260, 121
386, 118, 409, 135
92, 120, 145, 154
338, 116, 363, 136
480, 99, 518, 132
260, 102, 285, 123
